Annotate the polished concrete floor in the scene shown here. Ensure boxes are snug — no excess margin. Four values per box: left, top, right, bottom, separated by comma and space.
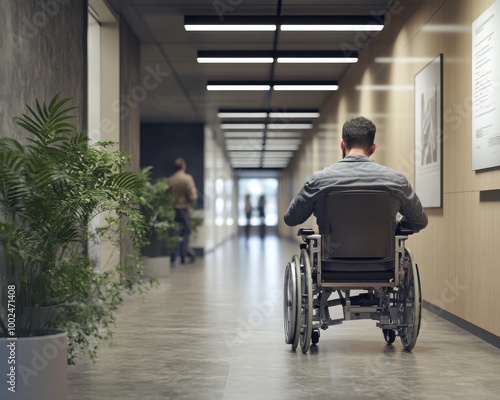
68, 233, 500, 400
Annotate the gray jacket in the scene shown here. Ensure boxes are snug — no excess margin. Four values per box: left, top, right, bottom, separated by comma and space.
284, 155, 428, 234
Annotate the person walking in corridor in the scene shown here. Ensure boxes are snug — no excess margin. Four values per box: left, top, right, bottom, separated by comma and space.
169, 158, 198, 264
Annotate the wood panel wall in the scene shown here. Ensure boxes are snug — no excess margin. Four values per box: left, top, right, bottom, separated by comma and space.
281, 0, 500, 337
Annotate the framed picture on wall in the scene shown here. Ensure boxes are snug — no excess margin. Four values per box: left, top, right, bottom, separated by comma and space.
414, 54, 443, 208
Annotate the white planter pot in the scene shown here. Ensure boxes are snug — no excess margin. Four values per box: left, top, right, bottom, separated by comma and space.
142, 256, 171, 278
0, 331, 67, 400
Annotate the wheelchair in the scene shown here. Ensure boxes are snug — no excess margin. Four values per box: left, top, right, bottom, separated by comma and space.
283, 190, 422, 353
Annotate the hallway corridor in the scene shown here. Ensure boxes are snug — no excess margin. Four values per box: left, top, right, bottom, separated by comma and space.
68, 234, 500, 400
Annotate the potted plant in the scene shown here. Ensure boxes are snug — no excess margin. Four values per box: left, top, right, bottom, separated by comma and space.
0, 95, 151, 399
137, 167, 180, 277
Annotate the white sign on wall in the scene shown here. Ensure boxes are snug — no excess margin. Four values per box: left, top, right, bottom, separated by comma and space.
472, 0, 500, 170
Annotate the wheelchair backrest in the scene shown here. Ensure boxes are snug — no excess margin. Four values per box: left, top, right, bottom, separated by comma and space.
322, 190, 394, 261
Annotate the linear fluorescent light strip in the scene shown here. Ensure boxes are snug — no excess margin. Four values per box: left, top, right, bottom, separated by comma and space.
221, 123, 266, 129
207, 84, 271, 91
266, 132, 303, 138
198, 57, 274, 63
226, 140, 263, 146
229, 154, 262, 159
227, 145, 263, 150
218, 112, 268, 118
224, 132, 264, 138
267, 123, 312, 129
219, 111, 320, 118
268, 112, 319, 118
185, 25, 276, 31
263, 151, 294, 157
277, 57, 357, 63
273, 84, 338, 91
265, 145, 299, 151
280, 24, 383, 31
266, 139, 302, 146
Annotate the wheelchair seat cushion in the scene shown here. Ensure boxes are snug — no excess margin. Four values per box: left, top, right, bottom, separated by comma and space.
321, 258, 394, 272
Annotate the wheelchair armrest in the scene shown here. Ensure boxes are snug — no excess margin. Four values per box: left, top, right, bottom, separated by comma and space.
297, 227, 316, 236
395, 226, 414, 235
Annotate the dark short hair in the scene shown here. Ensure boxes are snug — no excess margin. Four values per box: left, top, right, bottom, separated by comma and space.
173, 157, 186, 171
342, 116, 376, 150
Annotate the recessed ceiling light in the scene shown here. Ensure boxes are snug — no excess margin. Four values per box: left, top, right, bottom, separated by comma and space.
221, 123, 266, 129
279, 15, 383, 32
218, 112, 268, 118
198, 50, 357, 64
277, 57, 357, 63
281, 24, 383, 31
273, 84, 338, 91
185, 15, 382, 32
267, 131, 303, 138
224, 132, 264, 138
208, 82, 338, 91
229, 152, 262, 158
198, 57, 274, 63
262, 151, 294, 158
207, 84, 271, 91
267, 123, 313, 130
268, 111, 320, 118
264, 144, 299, 151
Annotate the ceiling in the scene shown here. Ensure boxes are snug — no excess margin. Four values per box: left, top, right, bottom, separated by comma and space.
105, 0, 395, 170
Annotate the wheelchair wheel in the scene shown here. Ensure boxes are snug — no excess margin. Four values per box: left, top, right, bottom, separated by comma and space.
383, 329, 396, 344
283, 255, 302, 350
398, 248, 422, 351
299, 249, 313, 353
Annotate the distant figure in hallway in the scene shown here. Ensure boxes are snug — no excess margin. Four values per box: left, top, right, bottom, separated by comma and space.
258, 194, 266, 238
168, 158, 198, 264
244, 194, 253, 238
284, 116, 428, 235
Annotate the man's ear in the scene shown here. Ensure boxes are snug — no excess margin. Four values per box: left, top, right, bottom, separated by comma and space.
341, 140, 346, 151
368, 143, 376, 155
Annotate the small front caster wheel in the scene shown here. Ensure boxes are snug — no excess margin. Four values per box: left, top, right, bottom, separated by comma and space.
312, 329, 320, 345
383, 329, 396, 344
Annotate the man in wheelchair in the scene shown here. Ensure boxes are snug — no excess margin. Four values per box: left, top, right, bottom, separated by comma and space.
282, 116, 428, 353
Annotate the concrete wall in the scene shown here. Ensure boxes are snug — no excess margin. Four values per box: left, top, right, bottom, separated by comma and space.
281, 0, 500, 341
119, 18, 141, 172
0, 0, 87, 138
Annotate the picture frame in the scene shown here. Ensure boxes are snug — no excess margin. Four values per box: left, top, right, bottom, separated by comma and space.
414, 54, 443, 208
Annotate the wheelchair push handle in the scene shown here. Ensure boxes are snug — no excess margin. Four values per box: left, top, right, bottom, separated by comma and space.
297, 227, 315, 236
396, 220, 414, 236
